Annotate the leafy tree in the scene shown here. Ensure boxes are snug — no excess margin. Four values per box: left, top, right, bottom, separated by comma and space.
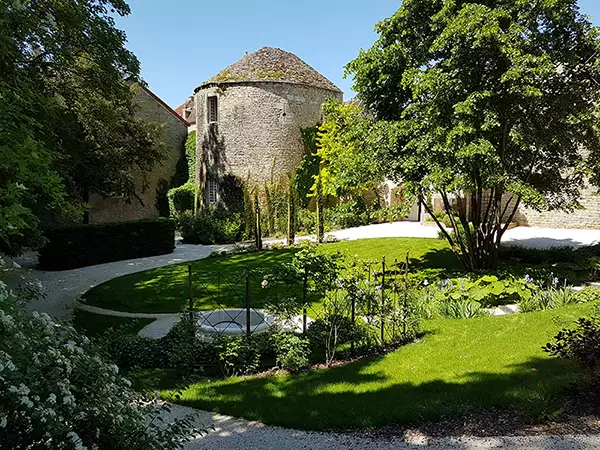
0, 83, 75, 255
317, 100, 384, 197
0, 0, 167, 252
346, 0, 600, 270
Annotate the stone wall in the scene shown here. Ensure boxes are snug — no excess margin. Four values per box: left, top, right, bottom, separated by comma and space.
516, 185, 600, 229
429, 187, 600, 230
89, 86, 188, 223
194, 82, 342, 201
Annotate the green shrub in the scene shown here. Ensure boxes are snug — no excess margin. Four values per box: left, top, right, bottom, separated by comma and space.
296, 208, 316, 234
425, 210, 454, 228
544, 306, 600, 397
274, 332, 310, 372
575, 287, 600, 303
214, 335, 263, 377
38, 218, 175, 270
307, 315, 360, 348
168, 182, 195, 216
544, 306, 600, 370
0, 282, 195, 449
325, 199, 370, 230
178, 209, 242, 245
435, 275, 533, 307
440, 222, 476, 246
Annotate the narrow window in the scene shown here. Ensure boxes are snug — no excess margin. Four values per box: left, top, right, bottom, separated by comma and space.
207, 96, 218, 123
207, 178, 218, 205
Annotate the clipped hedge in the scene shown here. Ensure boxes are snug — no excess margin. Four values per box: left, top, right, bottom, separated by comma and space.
39, 218, 176, 270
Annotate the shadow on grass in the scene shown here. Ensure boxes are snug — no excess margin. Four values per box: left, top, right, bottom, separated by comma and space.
156, 355, 580, 431
409, 246, 461, 271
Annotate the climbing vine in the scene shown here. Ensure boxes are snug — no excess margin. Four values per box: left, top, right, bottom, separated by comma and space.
294, 126, 320, 208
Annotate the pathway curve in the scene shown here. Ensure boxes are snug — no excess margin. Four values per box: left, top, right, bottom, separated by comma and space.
14, 223, 600, 321
14, 243, 232, 320
163, 404, 600, 450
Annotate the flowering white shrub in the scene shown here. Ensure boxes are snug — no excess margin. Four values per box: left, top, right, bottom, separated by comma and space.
0, 281, 196, 449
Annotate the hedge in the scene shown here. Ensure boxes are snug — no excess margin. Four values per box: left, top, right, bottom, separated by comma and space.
38, 218, 176, 270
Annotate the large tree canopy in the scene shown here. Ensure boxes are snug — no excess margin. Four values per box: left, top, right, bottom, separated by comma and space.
0, 0, 165, 254
346, 0, 600, 269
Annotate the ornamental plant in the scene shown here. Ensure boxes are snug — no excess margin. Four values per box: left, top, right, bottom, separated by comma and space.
0, 281, 196, 450
436, 275, 533, 307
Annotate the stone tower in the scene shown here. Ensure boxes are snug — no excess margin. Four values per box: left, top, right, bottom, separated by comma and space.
194, 46, 343, 206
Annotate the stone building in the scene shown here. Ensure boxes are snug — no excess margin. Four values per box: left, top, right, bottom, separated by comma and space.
192, 47, 343, 206
89, 84, 189, 222
175, 96, 196, 132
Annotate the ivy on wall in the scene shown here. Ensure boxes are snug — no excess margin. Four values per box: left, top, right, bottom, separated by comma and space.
294, 126, 320, 209
167, 131, 197, 216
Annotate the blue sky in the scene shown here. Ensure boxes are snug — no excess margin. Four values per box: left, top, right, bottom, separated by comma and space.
116, 0, 600, 108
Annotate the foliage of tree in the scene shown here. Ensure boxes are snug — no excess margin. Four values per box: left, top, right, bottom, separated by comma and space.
0, 87, 75, 255
0, 0, 166, 252
316, 100, 384, 197
346, 0, 600, 270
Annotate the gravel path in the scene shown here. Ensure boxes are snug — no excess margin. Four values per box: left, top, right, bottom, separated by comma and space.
13, 243, 232, 320
163, 404, 600, 450
12, 223, 600, 322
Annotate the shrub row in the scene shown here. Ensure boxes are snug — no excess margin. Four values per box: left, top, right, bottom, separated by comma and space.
168, 182, 195, 216
102, 317, 312, 376
39, 218, 175, 270
178, 208, 243, 245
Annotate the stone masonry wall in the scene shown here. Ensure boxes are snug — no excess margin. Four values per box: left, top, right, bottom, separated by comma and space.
194, 82, 342, 200
516, 184, 600, 229
89, 86, 188, 223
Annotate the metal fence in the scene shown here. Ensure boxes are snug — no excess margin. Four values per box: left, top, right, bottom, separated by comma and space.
186, 252, 419, 359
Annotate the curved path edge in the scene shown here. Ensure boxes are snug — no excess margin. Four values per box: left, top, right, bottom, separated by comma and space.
163, 404, 600, 450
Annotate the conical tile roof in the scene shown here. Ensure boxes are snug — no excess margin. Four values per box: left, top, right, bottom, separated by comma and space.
197, 47, 342, 93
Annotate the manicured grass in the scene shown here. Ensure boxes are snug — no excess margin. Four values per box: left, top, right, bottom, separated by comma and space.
158, 303, 594, 430
73, 310, 154, 337
83, 238, 454, 314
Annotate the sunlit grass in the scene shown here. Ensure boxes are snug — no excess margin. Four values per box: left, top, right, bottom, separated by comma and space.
155, 303, 594, 430
83, 238, 453, 313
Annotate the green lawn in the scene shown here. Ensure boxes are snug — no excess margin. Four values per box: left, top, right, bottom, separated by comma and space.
83, 237, 455, 314
156, 303, 593, 430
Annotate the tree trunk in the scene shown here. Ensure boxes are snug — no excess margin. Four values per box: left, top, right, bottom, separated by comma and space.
316, 178, 324, 244
431, 189, 521, 271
